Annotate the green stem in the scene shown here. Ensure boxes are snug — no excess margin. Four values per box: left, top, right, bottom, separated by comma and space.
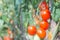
40, 38, 44, 40
52, 22, 59, 40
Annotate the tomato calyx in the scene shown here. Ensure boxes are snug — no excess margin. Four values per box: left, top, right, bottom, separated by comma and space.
39, 1, 49, 11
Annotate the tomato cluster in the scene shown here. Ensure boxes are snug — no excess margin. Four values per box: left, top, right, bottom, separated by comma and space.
28, 1, 50, 39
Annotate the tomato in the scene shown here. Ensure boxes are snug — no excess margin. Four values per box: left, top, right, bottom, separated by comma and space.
7, 28, 12, 35
37, 28, 46, 38
28, 26, 36, 35
38, 1, 49, 10
40, 9, 50, 21
40, 20, 49, 30
4, 36, 11, 40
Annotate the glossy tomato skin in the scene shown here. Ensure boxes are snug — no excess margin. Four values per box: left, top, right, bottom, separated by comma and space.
28, 26, 36, 35
40, 20, 49, 30
40, 9, 50, 21
39, 1, 49, 10
37, 28, 46, 38
4, 36, 11, 40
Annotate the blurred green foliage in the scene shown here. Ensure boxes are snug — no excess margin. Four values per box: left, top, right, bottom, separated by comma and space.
51, 0, 60, 22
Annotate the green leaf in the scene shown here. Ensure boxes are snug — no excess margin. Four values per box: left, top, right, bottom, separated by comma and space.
2, 15, 8, 21
51, 13, 55, 21
2, 15, 10, 23
56, 9, 60, 16
0, 19, 4, 26
55, 2, 59, 6
54, 15, 59, 22
24, 21, 28, 28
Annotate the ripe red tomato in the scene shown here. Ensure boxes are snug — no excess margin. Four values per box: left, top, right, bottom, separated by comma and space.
28, 26, 36, 35
37, 28, 46, 38
4, 36, 11, 40
40, 20, 49, 30
40, 9, 50, 21
38, 1, 49, 10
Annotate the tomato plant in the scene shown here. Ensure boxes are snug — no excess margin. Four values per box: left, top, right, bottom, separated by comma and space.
40, 9, 50, 21
28, 26, 37, 35
37, 28, 46, 38
40, 20, 49, 30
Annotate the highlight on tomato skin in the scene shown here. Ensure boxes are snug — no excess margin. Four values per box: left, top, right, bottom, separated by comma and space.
39, 20, 49, 30
40, 9, 50, 21
28, 26, 37, 36
37, 28, 46, 39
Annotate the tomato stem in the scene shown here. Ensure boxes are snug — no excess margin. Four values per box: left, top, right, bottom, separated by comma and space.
40, 38, 44, 40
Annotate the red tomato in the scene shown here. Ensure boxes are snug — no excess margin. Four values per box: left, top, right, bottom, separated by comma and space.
40, 21, 49, 30
37, 28, 46, 38
4, 36, 11, 40
40, 9, 50, 21
28, 26, 36, 35
38, 1, 49, 10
